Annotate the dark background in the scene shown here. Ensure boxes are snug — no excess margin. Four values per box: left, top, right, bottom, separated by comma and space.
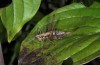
0, 0, 100, 65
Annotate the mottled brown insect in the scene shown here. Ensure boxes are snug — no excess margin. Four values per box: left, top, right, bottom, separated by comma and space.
36, 15, 71, 41
36, 31, 71, 41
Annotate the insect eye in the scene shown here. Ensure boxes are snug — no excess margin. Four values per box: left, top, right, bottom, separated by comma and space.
0, 0, 12, 8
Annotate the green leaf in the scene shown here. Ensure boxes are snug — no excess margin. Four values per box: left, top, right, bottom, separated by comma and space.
19, 2, 100, 65
1, 0, 41, 42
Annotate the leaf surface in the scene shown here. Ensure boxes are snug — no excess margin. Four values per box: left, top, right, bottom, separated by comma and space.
19, 2, 100, 65
1, 0, 41, 42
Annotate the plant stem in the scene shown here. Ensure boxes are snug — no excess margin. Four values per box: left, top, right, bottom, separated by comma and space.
0, 43, 5, 65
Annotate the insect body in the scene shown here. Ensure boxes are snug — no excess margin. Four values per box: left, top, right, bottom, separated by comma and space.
36, 31, 71, 41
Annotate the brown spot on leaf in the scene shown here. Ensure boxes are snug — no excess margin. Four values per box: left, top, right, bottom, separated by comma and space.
31, 57, 45, 65
18, 44, 57, 65
19, 47, 44, 65
18, 47, 30, 65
